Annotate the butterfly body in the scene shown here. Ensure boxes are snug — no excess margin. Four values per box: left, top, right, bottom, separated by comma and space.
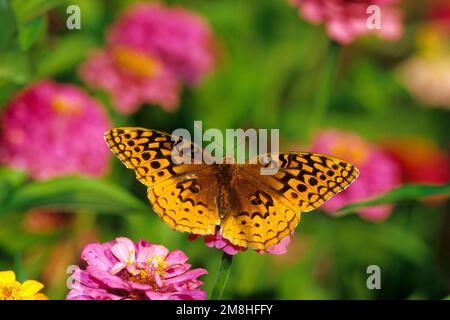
105, 127, 359, 250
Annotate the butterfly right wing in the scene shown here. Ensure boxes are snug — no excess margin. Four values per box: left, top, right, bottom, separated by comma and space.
220, 152, 358, 250
105, 127, 220, 235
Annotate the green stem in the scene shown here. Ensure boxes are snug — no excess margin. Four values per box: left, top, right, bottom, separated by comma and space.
305, 40, 340, 142
210, 253, 233, 300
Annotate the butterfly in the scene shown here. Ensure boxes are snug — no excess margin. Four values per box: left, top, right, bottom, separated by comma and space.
105, 127, 359, 250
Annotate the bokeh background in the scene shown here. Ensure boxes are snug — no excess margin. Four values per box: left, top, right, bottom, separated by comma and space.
0, 0, 449, 299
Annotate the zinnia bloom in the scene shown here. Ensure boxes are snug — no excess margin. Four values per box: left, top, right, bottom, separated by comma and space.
0, 270, 48, 300
289, 0, 403, 44
189, 227, 292, 255
310, 129, 401, 221
0, 80, 110, 180
66, 237, 207, 300
79, 3, 217, 114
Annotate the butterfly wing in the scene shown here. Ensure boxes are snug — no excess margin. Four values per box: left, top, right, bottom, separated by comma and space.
221, 171, 300, 250
220, 152, 359, 250
105, 127, 220, 235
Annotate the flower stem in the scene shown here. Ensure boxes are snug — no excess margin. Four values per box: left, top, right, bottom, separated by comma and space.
210, 253, 233, 300
305, 40, 340, 142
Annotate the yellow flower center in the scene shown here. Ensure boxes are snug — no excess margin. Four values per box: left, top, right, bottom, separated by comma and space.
151, 255, 168, 276
113, 46, 162, 78
124, 255, 168, 287
330, 141, 368, 165
127, 269, 151, 284
51, 96, 82, 115
0, 282, 22, 300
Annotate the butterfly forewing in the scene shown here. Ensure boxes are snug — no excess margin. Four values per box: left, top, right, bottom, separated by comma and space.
105, 127, 220, 235
241, 152, 359, 212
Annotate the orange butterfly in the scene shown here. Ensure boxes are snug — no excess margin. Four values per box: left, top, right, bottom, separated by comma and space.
105, 127, 359, 250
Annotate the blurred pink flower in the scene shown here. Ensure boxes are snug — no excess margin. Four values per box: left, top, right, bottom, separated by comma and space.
189, 227, 292, 255
310, 130, 402, 221
79, 3, 217, 114
80, 49, 181, 113
0, 80, 110, 180
289, 0, 403, 44
67, 237, 207, 300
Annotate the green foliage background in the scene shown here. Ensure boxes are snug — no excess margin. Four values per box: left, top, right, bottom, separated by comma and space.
0, 0, 449, 299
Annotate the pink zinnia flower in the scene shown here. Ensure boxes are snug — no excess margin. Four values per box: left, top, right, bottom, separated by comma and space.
289, 0, 403, 44
79, 3, 217, 114
310, 129, 402, 221
189, 227, 292, 255
66, 237, 207, 300
0, 80, 110, 180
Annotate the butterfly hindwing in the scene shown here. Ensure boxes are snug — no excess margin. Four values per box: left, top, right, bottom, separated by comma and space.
220, 169, 300, 250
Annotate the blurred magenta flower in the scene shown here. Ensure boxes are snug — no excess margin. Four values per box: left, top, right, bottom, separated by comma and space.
310, 129, 401, 221
79, 3, 217, 114
0, 80, 110, 180
189, 227, 292, 255
289, 0, 403, 44
67, 237, 207, 300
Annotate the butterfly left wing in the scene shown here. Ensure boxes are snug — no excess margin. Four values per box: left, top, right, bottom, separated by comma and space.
105, 127, 220, 236
220, 152, 359, 250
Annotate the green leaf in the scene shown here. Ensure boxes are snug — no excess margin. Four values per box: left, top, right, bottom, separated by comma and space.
336, 183, 450, 215
0, 176, 149, 217
0, 0, 18, 51
18, 15, 46, 51
36, 34, 96, 77
10, 0, 60, 24
0, 49, 31, 84
0, 167, 28, 205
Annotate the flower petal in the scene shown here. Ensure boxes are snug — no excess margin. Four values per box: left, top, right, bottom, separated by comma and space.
148, 244, 169, 260
110, 262, 126, 275
164, 268, 208, 286
81, 242, 115, 271
21, 280, 44, 298
136, 247, 152, 265
0, 270, 15, 283
165, 250, 189, 265
111, 242, 134, 263
31, 293, 48, 300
